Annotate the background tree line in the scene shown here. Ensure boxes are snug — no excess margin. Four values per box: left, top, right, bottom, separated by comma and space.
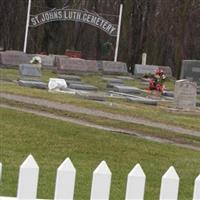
0, 0, 199, 77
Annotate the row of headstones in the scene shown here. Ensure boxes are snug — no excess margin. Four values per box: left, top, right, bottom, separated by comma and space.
0, 50, 128, 74
18, 63, 198, 110
134, 60, 200, 85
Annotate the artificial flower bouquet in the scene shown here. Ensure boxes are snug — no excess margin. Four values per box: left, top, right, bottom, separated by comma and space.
148, 69, 166, 93
30, 56, 42, 64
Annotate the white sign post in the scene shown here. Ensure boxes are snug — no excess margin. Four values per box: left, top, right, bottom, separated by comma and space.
23, 0, 31, 53
114, 4, 123, 62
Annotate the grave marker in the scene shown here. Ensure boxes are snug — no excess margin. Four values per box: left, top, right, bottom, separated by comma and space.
180, 60, 200, 84
101, 61, 128, 75
18, 64, 47, 89
174, 80, 197, 110
0, 51, 30, 66
19, 64, 41, 79
134, 64, 172, 77
56, 57, 98, 73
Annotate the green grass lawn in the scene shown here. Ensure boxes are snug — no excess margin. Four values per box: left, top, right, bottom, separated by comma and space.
0, 108, 200, 200
1, 81, 200, 132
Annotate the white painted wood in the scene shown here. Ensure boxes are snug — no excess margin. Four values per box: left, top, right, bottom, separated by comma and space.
193, 174, 200, 200
0, 198, 45, 200
114, 4, 123, 62
125, 164, 146, 200
90, 161, 112, 200
0, 162, 2, 182
159, 166, 179, 200
17, 155, 39, 200
54, 158, 76, 200
23, 0, 31, 53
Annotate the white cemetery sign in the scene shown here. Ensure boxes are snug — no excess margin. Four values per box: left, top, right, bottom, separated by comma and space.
30, 9, 118, 37
24, 1, 123, 62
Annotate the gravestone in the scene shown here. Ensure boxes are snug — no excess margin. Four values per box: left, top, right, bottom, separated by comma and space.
56, 57, 98, 73
68, 83, 97, 91
18, 64, 47, 89
159, 66, 173, 77
174, 80, 197, 110
134, 64, 172, 77
101, 61, 128, 75
180, 60, 200, 85
102, 77, 123, 84
48, 78, 67, 91
134, 65, 159, 76
57, 74, 81, 81
113, 85, 141, 94
19, 64, 41, 79
0, 51, 30, 66
38, 55, 55, 68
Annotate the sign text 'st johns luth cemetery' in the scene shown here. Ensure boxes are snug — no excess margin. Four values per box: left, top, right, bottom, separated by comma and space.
30, 8, 118, 36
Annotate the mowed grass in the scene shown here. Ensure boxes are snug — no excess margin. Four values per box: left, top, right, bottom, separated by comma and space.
0, 108, 200, 200
1, 82, 200, 131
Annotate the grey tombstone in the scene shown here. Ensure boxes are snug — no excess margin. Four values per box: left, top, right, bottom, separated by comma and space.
35, 54, 55, 69
159, 66, 173, 77
68, 83, 97, 91
180, 60, 200, 85
19, 64, 41, 79
100, 61, 128, 75
55, 56, 98, 73
0, 51, 30, 66
134, 64, 159, 76
134, 64, 172, 77
174, 80, 197, 110
113, 85, 141, 94
102, 77, 123, 84
18, 64, 47, 89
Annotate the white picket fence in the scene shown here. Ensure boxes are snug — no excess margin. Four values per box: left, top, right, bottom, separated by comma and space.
0, 155, 200, 200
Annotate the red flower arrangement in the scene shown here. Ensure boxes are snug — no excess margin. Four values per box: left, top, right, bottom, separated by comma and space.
148, 69, 166, 93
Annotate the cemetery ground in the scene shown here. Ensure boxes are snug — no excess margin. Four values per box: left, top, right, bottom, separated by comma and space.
0, 68, 200, 199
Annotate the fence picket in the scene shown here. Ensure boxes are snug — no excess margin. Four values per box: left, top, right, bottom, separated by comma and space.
54, 158, 76, 200
159, 166, 179, 200
193, 174, 200, 200
90, 161, 112, 200
125, 164, 146, 200
17, 155, 39, 200
0, 162, 2, 182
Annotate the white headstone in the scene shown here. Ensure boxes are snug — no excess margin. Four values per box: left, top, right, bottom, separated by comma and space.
48, 78, 67, 91
174, 80, 197, 110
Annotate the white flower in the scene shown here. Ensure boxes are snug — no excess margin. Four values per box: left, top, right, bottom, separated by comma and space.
30, 56, 42, 64
162, 75, 166, 80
